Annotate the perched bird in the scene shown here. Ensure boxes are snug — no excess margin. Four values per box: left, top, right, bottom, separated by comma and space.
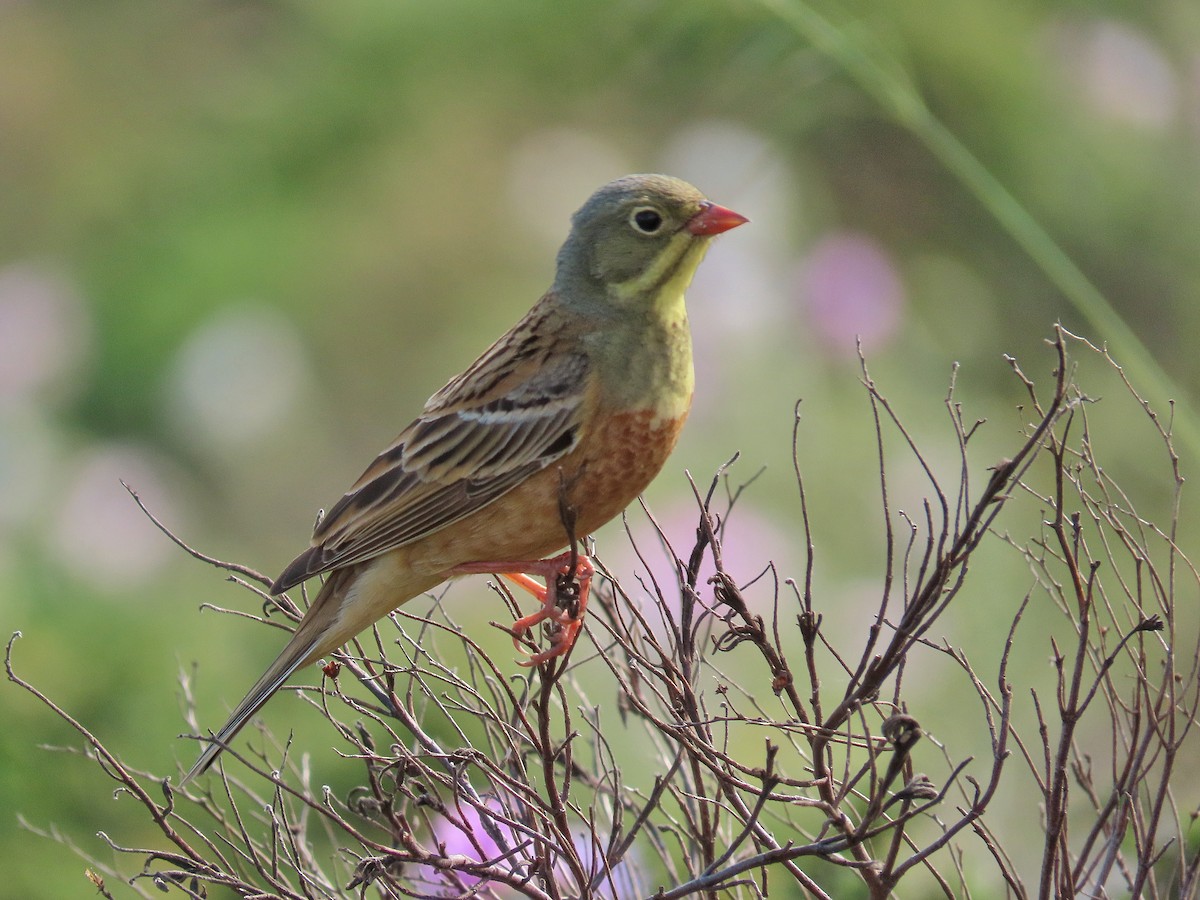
182, 174, 747, 783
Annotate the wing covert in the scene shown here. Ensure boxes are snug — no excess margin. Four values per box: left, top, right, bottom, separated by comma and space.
271, 345, 590, 592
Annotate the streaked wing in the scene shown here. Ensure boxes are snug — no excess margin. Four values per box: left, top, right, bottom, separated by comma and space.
272, 303, 590, 592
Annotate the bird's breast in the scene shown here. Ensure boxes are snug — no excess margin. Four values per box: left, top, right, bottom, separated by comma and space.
567, 402, 690, 536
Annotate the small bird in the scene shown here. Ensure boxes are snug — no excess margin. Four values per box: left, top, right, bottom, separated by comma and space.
182, 174, 747, 783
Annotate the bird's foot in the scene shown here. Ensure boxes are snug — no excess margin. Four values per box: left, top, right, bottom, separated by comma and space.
452, 551, 593, 665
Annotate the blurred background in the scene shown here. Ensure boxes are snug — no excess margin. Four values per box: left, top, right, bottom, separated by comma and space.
2, 0, 1198, 895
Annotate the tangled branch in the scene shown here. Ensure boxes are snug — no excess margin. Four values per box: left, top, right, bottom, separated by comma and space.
9, 328, 1200, 898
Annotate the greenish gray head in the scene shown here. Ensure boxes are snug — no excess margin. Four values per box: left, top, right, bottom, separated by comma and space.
554, 174, 747, 302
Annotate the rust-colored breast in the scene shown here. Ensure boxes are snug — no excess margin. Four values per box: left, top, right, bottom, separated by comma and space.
567, 406, 688, 536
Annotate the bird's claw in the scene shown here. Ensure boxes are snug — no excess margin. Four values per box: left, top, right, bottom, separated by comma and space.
508, 552, 593, 665
512, 616, 584, 667
453, 551, 594, 665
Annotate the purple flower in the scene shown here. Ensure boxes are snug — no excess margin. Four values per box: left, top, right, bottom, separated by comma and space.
428, 799, 641, 897
429, 799, 517, 896
608, 502, 794, 641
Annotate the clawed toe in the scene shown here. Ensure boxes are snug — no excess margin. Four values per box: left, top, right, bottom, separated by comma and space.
511, 615, 584, 667
508, 553, 593, 664
454, 551, 594, 664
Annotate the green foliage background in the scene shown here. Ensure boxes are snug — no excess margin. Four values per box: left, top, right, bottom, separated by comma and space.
2, 1, 1198, 895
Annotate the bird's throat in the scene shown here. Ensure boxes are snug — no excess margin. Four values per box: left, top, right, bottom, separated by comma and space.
600, 274, 697, 424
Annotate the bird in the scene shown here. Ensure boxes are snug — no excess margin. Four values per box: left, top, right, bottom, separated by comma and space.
181, 174, 747, 784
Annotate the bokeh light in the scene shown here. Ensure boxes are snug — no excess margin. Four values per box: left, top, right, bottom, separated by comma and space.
796, 232, 905, 358
0, 263, 90, 404
506, 128, 632, 250
607, 501, 795, 641
1052, 18, 1178, 129
164, 303, 310, 454
48, 444, 182, 590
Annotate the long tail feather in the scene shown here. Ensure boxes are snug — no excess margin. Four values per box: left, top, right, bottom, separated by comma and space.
180, 571, 351, 785
180, 635, 319, 784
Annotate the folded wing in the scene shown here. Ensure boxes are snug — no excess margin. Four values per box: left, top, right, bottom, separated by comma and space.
272, 323, 590, 593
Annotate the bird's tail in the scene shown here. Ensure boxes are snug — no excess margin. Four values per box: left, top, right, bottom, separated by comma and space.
179, 570, 352, 785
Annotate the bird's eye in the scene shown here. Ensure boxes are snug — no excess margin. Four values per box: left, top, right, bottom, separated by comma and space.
631, 207, 664, 234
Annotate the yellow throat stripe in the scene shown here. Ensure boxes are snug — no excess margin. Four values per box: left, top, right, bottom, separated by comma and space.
609, 231, 708, 308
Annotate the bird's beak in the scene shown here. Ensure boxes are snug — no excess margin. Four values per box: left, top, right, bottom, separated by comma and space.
686, 201, 750, 236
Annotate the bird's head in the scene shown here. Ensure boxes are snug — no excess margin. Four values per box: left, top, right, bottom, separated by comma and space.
555, 174, 747, 309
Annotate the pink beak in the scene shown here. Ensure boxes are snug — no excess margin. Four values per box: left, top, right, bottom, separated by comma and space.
686, 201, 750, 236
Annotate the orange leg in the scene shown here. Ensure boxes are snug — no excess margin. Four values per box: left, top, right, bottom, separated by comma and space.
450, 551, 594, 665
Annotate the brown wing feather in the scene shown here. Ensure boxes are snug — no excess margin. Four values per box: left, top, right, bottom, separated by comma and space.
271, 299, 590, 593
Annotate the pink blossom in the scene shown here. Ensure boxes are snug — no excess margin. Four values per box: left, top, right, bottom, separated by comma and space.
798, 232, 905, 357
